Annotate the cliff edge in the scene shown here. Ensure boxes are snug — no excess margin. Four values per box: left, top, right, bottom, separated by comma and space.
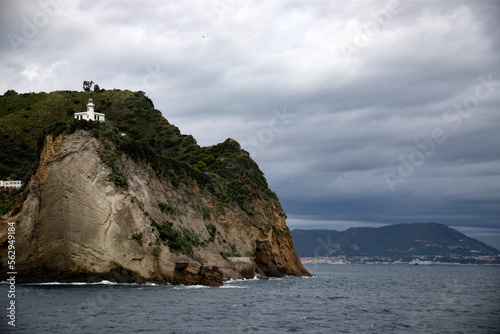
0, 125, 309, 285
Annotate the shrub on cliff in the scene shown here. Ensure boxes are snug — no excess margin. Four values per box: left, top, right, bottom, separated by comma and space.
206, 223, 217, 242
152, 220, 201, 257
109, 168, 128, 189
132, 233, 143, 246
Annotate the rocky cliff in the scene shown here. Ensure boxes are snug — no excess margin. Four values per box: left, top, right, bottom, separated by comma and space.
0, 128, 309, 285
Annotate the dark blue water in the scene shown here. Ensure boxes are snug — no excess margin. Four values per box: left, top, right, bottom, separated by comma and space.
1, 264, 499, 333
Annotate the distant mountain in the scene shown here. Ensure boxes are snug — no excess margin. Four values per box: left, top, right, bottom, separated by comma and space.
291, 223, 499, 257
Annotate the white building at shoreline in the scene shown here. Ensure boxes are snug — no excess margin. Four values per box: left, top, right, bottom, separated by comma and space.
74, 98, 105, 122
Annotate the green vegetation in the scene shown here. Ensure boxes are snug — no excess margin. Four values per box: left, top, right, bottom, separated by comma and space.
0, 89, 281, 218
3, 90, 17, 96
0, 188, 25, 215
206, 223, 217, 242
194, 149, 215, 171
272, 225, 290, 240
201, 206, 211, 220
99, 147, 128, 189
158, 201, 177, 215
109, 169, 128, 189
219, 243, 242, 260
219, 251, 241, 260
132, 232, 143, 246
0, 90, 195, 180
151, 220, 201, 257
203, 139, 272, 210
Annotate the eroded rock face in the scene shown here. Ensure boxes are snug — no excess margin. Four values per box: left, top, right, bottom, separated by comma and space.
0, 130, 310, 284
173, 264, 224, 287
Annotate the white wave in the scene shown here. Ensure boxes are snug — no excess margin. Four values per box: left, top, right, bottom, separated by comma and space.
224, 276, 259, 284
21, 280, 157, 286
173, 284, 212, 289
91, 280, 119, 285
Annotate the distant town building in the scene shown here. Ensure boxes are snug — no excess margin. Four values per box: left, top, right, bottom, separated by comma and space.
74, 98, 105, 122
1, 180, 23, 189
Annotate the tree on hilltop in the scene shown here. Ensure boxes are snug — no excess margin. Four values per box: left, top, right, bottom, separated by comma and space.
83, 81, 94, 92
4, 89, 18, 96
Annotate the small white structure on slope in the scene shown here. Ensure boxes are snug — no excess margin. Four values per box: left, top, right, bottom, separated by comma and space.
0, 180, 23, 189
74, 98, 105, 122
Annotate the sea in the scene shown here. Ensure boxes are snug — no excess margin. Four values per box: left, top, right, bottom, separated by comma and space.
1, 264, 499, 333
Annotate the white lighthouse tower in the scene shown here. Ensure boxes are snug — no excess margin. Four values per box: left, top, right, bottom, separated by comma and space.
86, 98, 95, 120
74, 98, 105, 121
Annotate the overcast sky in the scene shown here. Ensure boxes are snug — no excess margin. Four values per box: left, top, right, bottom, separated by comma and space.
1, 0, 499, 249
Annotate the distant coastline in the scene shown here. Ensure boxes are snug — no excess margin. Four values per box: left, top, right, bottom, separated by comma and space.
291, 224, 500, 263
300, 256, 500, 266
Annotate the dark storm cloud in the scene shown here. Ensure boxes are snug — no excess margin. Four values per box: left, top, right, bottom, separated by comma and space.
1, 0, 499, 248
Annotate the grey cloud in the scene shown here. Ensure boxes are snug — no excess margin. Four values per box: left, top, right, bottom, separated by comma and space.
1, 0, 499, 248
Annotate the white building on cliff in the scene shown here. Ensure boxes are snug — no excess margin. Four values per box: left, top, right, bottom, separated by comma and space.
0, 180, 23, 189
74, 98, 105, 122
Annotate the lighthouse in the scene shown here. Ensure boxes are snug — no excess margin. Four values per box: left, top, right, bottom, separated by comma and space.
74, 98, 105, 122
